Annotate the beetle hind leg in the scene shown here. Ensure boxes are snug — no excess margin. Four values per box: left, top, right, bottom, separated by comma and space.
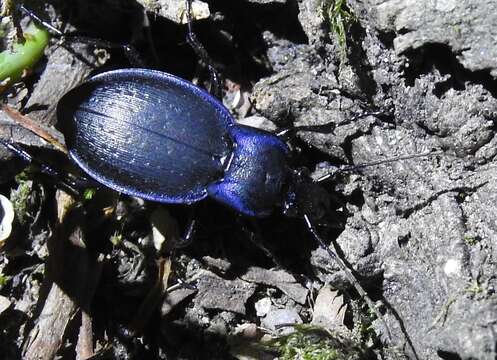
185, 0, 222, 99
0, 138, 95, 197
18, 4, 146, 67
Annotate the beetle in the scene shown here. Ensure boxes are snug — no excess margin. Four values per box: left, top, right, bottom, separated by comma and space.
0, 2, 407, 340
56, 67, 327, 221
54, 67, 396, 339
0, 59, 401, 343
1, 2, 329, 223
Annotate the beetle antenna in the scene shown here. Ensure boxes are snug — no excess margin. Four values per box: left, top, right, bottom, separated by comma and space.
303, 214, 393, 341
316, 150, 443, 183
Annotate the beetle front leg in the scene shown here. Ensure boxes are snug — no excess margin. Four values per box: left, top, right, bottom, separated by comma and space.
303, 213, 393, 341
173, 210, 198, 249
276, 110, 386, 141
236, 217, 286, 269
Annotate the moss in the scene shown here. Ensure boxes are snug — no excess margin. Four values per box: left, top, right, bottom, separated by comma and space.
261, 325, 371, 360
463, 234, 480, 246
83, 188, 97, 201
110, 231, 123, 246
10, 177, 32, 226
0, 272, 7, 288
465, 281, 484, 296
323, 0, 356, 59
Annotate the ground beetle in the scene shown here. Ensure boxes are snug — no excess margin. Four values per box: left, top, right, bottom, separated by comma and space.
0, 2, 421, 340
53, 67, 396, 338
56, 68, 326, 220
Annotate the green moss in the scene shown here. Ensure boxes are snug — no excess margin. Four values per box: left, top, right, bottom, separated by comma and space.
0, 272, 7, 288
463, 235, 480, 246
10, 177, 32, 226
465, 281, 484, 296
110, 231, 123, 246
83, 188, 97, 201
262, 325, 370, 360
323, 0, 356, 58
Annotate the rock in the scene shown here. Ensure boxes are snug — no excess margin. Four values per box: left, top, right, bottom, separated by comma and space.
261, 308, 302, 333
241, 266, 308, 304
236, 116, 277, 133
245, 0, 286, 4
252, 1, 497, 357
24, 45, 97, 126
254, 297, 272, 317
160, 287, 196, 317
195, 270, 257, 315
0, 295, 11, 315
311, 285, 347, 331
135, 0, 209, 24
202, 256, 231, 273
372, 0, 497, 77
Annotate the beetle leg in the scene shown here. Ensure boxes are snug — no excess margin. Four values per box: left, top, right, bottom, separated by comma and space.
238, 218, 286, 269
174, 277, 197, 291
18, 4, 63, 36
18, 4, 146, 67
66, 35, 146, 67
0, 138, 95, 197
303, 214, 393, 341
173, 212, 198, 249
276, 110, 385, 140
185, 0, 222, 99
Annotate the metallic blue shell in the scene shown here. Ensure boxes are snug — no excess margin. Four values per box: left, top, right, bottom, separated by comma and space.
58, 68, 233, 204
57, 68, 290, 217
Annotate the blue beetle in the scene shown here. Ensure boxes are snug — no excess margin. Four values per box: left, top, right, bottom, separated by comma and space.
56, 69, 395, 338
0, 66, 394, 340
56, 68, 325, 220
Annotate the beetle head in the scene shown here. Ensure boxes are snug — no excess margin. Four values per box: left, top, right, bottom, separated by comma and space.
282, 168, 331, 221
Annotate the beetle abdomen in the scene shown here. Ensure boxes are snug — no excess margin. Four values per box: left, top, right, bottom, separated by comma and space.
57, 69, 234, 203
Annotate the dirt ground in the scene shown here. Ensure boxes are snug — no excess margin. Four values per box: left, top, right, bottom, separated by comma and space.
0, 0, 496, 359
